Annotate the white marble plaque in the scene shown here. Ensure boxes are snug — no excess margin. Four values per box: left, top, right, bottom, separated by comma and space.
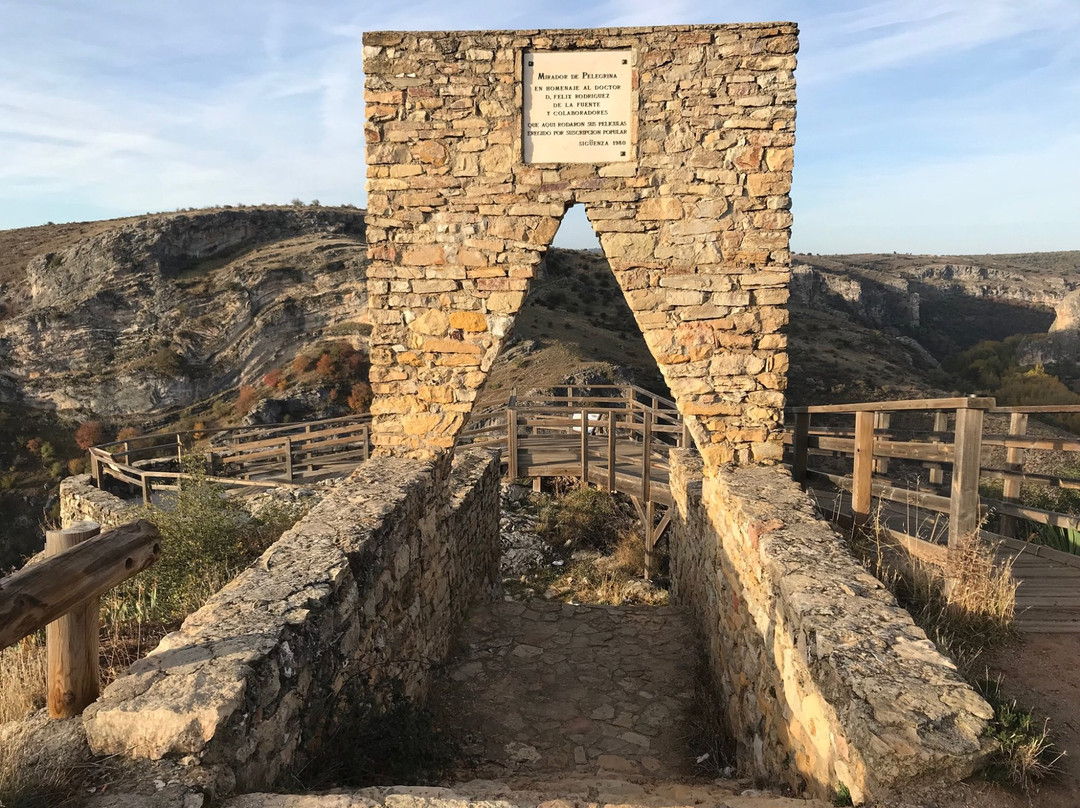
523, 50, 633, 164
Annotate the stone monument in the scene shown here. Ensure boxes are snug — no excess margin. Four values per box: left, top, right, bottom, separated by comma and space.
363, 24, 797, 469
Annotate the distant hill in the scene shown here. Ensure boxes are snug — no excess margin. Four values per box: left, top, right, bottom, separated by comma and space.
0, 206, 368, 417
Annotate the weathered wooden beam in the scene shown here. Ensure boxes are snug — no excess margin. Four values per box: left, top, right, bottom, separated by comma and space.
608, 409, 617, 492
0, 520, 161, 652
948, 406, 985, 550
999, 412, 1028, 540
852, 411, 874, 527
928, 411, 949, 486
46, 521, 101, 718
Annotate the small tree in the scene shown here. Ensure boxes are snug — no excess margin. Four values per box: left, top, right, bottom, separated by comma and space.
75, 420, 106, 450
315, 352, 336, 380
116, 426, 141, 441
236, 385, 259, 416
263, 368, 282, 388
292, 354, 314, 375
347, 382, 373, 413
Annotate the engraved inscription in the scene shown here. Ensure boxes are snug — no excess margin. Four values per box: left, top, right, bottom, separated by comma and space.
523, 50, 633, 164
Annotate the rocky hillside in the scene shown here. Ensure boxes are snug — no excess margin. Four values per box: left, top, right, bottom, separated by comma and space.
0, 206, 368, 417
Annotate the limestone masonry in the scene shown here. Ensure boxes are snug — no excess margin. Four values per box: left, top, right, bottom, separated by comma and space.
81, 449, 500, 794
668, 450, 995, 803
363, 25, 797, 468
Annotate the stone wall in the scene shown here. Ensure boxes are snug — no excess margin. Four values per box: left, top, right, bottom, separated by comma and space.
82, 448, 500, 794
363, 24, 796, 468
667, 449, 994, 804
60, 474, 134, 530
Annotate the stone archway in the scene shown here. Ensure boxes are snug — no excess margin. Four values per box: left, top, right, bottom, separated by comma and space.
362, 24, 797, 469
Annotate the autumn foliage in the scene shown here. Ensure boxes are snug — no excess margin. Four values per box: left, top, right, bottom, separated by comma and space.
75, 420, 106, 450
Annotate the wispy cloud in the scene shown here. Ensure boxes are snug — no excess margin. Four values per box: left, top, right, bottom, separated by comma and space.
801, 0, 1080, 83
0, 1, 1077, 254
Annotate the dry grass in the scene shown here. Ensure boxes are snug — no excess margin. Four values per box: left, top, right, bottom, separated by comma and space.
853, 517, 1017, 673
0, 637, 47, 725
976, 674, 1065, 791
850, 516, 1065, 789
548, 526, 668, 606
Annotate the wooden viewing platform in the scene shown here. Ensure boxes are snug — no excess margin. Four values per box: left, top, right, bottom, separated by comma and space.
458, 384, 689, 575
788, 397, 1080, 634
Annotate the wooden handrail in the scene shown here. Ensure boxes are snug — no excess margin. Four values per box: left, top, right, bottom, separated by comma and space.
788, 395, 1080, 563
790, 396, 996, 414
0, 520, 161, 652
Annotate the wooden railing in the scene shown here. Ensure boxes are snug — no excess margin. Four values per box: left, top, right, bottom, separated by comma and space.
787, 396, 1080, 563
0, 520, 160, 717
89, 414, 372, 504
460, 384, 685, 577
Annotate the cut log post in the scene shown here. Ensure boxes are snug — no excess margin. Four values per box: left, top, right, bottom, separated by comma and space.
852, 411, 875, 527
284, 437, 294, 482
0, 520, 161, 654
46, 521, 101, 718
999, 412, 1028, 539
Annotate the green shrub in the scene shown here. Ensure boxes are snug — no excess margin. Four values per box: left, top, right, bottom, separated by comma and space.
123, 458, 307, 623
977, 675, 1062, 790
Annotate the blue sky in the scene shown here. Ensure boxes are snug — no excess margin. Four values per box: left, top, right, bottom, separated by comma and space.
0, 1, 1077, 254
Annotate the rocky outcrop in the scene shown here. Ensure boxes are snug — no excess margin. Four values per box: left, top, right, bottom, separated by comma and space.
0, 207, 368, 417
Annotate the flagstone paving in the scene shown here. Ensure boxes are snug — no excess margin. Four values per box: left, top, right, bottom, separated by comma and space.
429, 598, 707, 782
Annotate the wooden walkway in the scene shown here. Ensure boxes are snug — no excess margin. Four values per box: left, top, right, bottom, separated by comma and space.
791, 393, 1080, 636
513, 433, 672, 506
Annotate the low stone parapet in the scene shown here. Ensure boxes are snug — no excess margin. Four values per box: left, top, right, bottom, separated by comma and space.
668, 449, 994, 804
60, 473, 133, 529
82, 448, 500, 793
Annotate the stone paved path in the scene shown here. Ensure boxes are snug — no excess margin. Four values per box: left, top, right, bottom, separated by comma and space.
429, 598, 705, 782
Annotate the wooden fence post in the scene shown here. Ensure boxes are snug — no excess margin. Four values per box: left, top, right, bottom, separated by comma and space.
641, 409, 653, 505
644, 499, 656, 580
506, 399, 518, 480
90, 451, 102, 487
792, 410, 810, 486
929, 411, 949, 486
999, 411, 1028, 539
852, 411, 874, 527
607, 409, 617, 492
580, 408, 590, 485
873, 412, 891, 474
46, 521, 101, 718
948, 405, 985, 550
284, 437, 293, 482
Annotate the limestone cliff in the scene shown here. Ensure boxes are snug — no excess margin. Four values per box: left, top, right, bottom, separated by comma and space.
791, 251, 1078, 359
0, 207, 368, 417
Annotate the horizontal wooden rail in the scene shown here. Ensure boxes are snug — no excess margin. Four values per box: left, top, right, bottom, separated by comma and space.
791, 396, 995, 414
0, 520, 161, 652
789, 395, 1080, 560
